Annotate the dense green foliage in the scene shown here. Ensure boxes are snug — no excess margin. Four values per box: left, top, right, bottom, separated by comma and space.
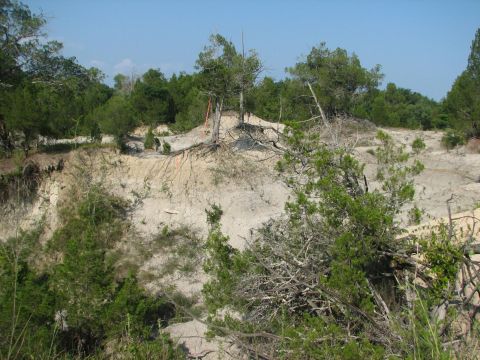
251, 76, 444, 130
441, 128, 466, 149
144, 127, 155, 149
168, 72, 206, 132
0, 185, 184, 359
443, 28, 480, 136
250, 54, 446, 131
131, 69, 175, 125
288, 42, 383, 116
355, 83, 445, 129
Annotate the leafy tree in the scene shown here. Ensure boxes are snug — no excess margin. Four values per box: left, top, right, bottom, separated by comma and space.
250, 76, 283, 121
113, 73, 138, 95
167, 73, 205, 132
172, 92, 205, 132
251, 76, 323, 123
370, 94, 388, 125
287, 42, 383, 116
80, 76, 114, 136
0, 1, 114, 152
467, 28, 480, 82
94, 95, 136, 147
0, 0, 49, 153
131, 69, 175, 126
235, 37, 262, 125
357, 82, 442, 129
444, 28, 480, 135
196, 34, 238, 144
4, 81, 43, 153
4, 63, 112, 146
0, 0, 49, 86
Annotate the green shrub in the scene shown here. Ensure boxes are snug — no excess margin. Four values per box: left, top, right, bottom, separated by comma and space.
112, 333, 184, 359
144, 127, 155, 149
90, 122, 102, 142
96, 96, 136, 137
162, 141, 171, 155
411, 136, 426, 154
421, 224, 463, 301
0, 184, 183, 358
407, 204, 423, 225
441, 129, 466, 149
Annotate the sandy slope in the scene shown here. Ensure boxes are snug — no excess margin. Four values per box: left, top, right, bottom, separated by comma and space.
356, 128, 480, 220
2, 115, 480, 358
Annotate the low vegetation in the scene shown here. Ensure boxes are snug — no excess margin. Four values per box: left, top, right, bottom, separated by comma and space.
442, 129, 466, 150
143, 127, 155, 150
411, 136, 426, 154
0, 183, 185, 359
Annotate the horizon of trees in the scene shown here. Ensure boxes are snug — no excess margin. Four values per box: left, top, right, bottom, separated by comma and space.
1, 0, 479, 155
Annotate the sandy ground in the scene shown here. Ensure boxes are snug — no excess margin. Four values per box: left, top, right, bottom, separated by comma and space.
2, 115, 480, 358
355, 128, 480, 220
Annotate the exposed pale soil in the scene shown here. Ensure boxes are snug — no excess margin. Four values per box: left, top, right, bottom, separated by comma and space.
2, 115, 480, 358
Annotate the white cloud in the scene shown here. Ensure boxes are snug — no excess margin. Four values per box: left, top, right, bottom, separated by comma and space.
113, 58, 136, 74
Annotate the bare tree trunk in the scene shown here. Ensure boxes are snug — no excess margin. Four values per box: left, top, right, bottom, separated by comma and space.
239, 31, 245, 126
212, 97, 223, 144
0, 114, 13, 155
306, 81, 328, 128
239, 90, 244, 125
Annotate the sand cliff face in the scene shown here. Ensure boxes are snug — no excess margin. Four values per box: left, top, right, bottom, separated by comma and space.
5, 117, 480, 247
2, 117, 480, 359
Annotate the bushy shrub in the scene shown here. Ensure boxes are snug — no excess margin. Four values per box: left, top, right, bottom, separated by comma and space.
95, 95, 137, 140
90, 122, 102, 142
407, 204, 423, 225
411, 136, 426, 154
170, 92, 205, 134
144, 127, 155, 149
441, 129, 466, 149
162, 141, 171, 155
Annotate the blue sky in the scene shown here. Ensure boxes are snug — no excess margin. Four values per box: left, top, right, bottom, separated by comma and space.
25, 0, 479, 100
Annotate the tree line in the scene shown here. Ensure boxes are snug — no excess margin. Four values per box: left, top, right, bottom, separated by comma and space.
1, 0, 479, 156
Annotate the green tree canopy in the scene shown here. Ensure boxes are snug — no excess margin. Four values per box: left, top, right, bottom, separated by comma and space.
131, 69, 175, 126
444, 28, 480, 135
95, 95, 136, 140
196, 34, 239, 143
0, 0, 47, 85
288, 42, 383, 115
